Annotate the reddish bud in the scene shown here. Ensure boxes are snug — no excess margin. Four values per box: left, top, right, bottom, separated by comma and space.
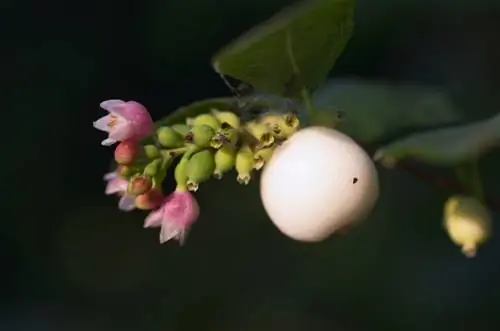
116, 165, 134, 178
135, 188, 163, 210
114, 139, 140, 165
128, 175, 153, 195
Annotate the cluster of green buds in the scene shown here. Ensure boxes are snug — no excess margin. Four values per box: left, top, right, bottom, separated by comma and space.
143, 108, 301, 192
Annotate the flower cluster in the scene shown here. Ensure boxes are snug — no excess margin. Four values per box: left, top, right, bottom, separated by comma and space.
94, 99, 300, 245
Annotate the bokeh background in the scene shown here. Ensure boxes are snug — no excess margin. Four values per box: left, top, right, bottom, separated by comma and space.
3, 0, 500, 330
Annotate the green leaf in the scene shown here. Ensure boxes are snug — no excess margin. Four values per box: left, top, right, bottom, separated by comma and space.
373, 112, 500, 167
211, 0, 355, 99
152, 95, 293, 131
154, 98, 236, 129
309, 79, 462, 143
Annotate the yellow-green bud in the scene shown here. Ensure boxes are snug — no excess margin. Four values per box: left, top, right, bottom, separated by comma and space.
253, 145, 276, 170
259, 113, 300, 139
157, 126, 184, 148
244, 121, 274, 149
185, 124, 216, 148
213, 146, 237, 179
444, 195, 492, 258
235, 145, 255, 185
211, 109, 241, 129
186, 149, 216, 192
210, 123, 239, 149
190, 113, 220, 131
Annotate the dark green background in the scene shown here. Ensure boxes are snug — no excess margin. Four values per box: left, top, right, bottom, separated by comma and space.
3, 0, 500, 330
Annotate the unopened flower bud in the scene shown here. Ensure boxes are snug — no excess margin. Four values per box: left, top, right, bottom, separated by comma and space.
143, 159, 162, 177
116, 165, 136, 179
211, 109, 241, 129
210, 123, 239, 149
190, 113, 220, 131
157, 126, 184, 148
235, 145, 255, 185
253, 145, 277, 170
259, 113, 300, 139
171, 124, 190, 137
135, 188, 163, 210
186, 149, 216, 191
185, 125, 216, 148
244, 121, 274, 149
444, 195, 492, 258
213, 146, 237, 179
143, 144, 160, 159
114, 139, 140, 165
128, 175, 153, 195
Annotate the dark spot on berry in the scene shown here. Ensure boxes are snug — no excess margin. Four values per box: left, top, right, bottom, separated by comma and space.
352, 177, 358, 184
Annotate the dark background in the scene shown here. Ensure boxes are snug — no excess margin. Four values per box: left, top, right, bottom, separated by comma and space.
3, 0, 500, 330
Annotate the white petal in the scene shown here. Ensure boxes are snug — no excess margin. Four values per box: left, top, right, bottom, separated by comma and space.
101, 137, 117, 146
100, 99, 125, 111
103, 172, 117, 181
159, 222, 181, 244
118, 195, 136, 211
93, 115, 112, 132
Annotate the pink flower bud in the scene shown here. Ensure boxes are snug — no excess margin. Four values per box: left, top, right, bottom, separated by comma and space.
114, 139, 140, 165
135, 188, 163, 210
128, 175, 152, 195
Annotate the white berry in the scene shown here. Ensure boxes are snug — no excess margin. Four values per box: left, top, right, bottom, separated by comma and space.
260, 126, 379, 242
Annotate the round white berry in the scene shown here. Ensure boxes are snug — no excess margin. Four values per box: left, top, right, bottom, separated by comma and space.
260, 126, 379, 242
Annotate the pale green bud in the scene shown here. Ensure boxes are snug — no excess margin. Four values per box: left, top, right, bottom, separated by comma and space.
143, 159, 162, 177
186, 149, 216, 192
157, 126, 184, 148
211, 109, 241, 129
185, 124, 216, 148
171, 124, 190, 137
190, 113, 220, 131
235, 145, 255, 185
213, 146, 237, 179
143, 144, 160, 159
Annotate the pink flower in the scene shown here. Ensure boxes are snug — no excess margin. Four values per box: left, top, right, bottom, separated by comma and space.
103, 172, 136, 211
143, 190, 200, 245
94, 100, 154, 146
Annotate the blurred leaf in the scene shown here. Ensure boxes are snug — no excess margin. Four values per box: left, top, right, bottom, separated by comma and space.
374, 112, 500, 167
212, 0, 354, 99
310, 78, 462, 143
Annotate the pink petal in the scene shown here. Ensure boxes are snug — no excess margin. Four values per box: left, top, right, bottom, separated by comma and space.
118, 195, 136, 211
100, 99, 125, 112
144, 209, 164, 228
121, 101, 154, 139
108, 121, 133, 142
